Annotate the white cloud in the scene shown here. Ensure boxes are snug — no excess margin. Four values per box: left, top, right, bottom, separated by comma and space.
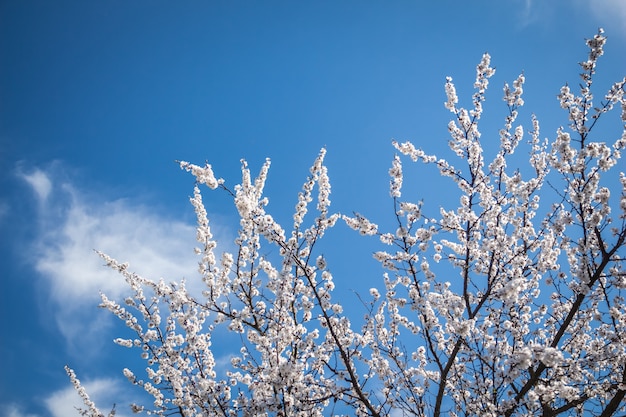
513, 0, 554, 28
514, 0, 626, 37
15, 164, 236, 414
18, 165, 233, 355
44, 377, 132, 417
36, 195, 198, 303
0, 403, 40, 417
2, 376, 140, 417
517, 0, 536, 27
36, 192, 200, 350
586, 0, 626, 37
19, 168, 52, 203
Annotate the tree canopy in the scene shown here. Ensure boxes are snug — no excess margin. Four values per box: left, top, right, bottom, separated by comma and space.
68, 29, 626, 417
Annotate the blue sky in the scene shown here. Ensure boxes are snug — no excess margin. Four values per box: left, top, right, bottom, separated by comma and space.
1, 1, 625, 416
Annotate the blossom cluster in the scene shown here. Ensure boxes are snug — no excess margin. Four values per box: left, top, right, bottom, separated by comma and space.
67, 30, 625, 417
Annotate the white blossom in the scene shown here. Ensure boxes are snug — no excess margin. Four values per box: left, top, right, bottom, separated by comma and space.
67, 30, 626, 417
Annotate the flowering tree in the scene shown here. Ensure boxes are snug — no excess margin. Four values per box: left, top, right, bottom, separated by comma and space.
67, 30, 626, 417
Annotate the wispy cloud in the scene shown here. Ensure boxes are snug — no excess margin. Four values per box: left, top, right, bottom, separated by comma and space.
513, 0, 556, 29
517, 0, 537, 27
16, 166, 228, 354
18, 168, 53, 203
1, 403, 40, 417
514, 0, 626, 37
584, 0, 626, 37
11, 163, 238, 415
44, 377, 133, 417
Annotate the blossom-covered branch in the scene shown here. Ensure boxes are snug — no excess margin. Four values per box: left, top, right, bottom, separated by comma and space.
68, 29, 625, 417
